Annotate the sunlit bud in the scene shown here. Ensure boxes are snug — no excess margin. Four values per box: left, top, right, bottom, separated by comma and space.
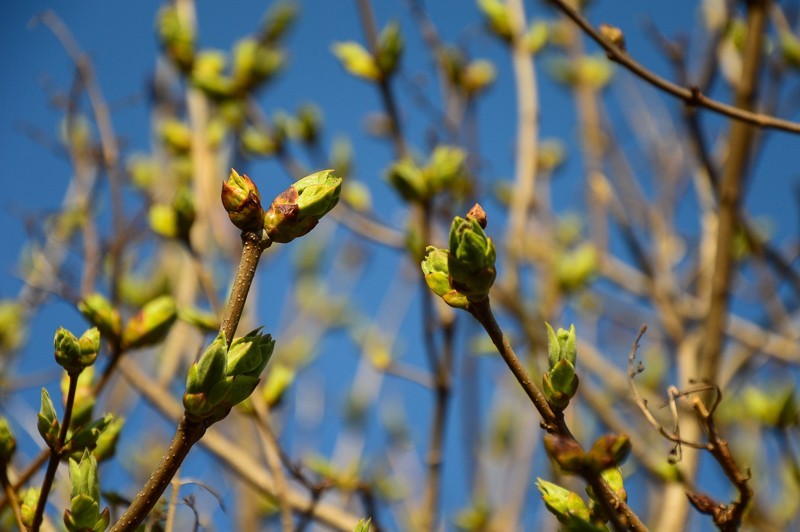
421, 246, 469, 309
233, 38, 284, 88
260, 2, 298, 44
121, 295, 178, 350
78, 294, 121, 341
64, 416, 111, 458
586, 434, 632, 472
386, 159, 426, 202
586, 467, 627, 505
466, 203, 487, 229
185, 333, 228, 396
264, 170, 342, 244
376, 22, 404, 76
221, 168, 265, 232
536, 478, 593, 527
0, 417, 16, 465
448, 215, 496, 301
64, 450, 110, 532
55, 327, 100, 374
226, 329, 275, 378
424, 145, 467, 195
0, 300, 26, 354
263, 364, 296, 407
160, 118, 192, 153
21, 487, 40, 529
191, 50, 236, 99
293, 104, 323, 145
461, 59, 496, 95
544, 434, 586, 473
61, 368, 95, 429
156, 5, 195, 71
92, 415, 124, 463
526, 21, 549, 54
599, 23, 626, 51
38, 388, 60, 448
332, 42, 381, 81
477, 0, 513, 42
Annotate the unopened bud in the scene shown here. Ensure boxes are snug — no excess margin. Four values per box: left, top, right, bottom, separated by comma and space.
0, 417, 16, 465
121, 296, 177, 350
448, 216, 496, 301
221, 169, 264, 232
78, 294, 121, 341
544, 433, 586, 473
586, 433, 631, 472
264, 170, 342, 244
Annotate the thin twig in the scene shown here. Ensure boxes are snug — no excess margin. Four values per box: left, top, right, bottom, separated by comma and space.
31, 372, 79, 531
546, 0, 800, 134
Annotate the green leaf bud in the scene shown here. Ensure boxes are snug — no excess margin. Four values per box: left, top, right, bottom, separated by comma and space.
61, 368, 96, 429
477, 0, 513, 42
65, 416, 111, 457
221, 168, 265, 232
447, 215, 496, 301
536, 478, 594, 528
190, 50, 236, 99
160, 118, 192, 153
525, 21, 549, 54
781, 32, 800, 69
64, 450, 109, 532
178, 306, 220, 333
223, 375, 261, 408
241, 126, 278, 156
233, 38, 284, 88
421, 246, 469, 309
376, 22, 404, 76
332, 42, 381, 81
293, 104, 323, 144
38, 388, 60, 448
542, 361, 579, 410
385, 158, 426, 202
0, 417, 16, 465
226, 329, 275, 378
156, 5, 195, 71
55, 326, 100, 375
260, 2, 298, 44
461, 59, 496, 95
586, 433, 631, 472
78, 294, 121, 341
557, 242, 598, 292
91, 416, 124, 463
21, 487, 40, 529
263, 364, 296, 407
544, 434, 587, 473
264, 169, 342, 244
185, 333, 228, 395
586, 467, 627, 505
354, 517, 372, 532
424, 145, 467, 194
121, 295, 177, 350
0, 299, 26, 354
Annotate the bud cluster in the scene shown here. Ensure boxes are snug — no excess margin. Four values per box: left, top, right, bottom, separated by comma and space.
184, 330, 275, 422
542, 323, 579, 409
63, 450, 110, 532
222, 168, 342, 243
332, 22, 404, 82
421, 205, 496, 307
54, 327, 100, 376
386, 145, 467, 203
